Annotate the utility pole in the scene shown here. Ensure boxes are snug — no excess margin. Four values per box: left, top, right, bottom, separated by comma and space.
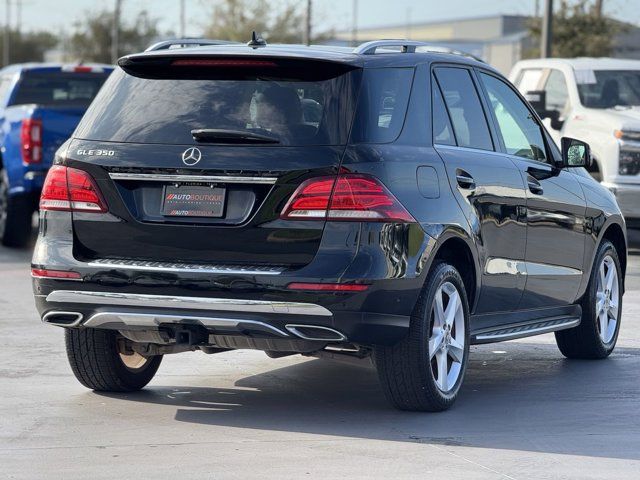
595, 0, 604, 17
111, 0, 122, 64
540, 0, 553, 58
3, 0, 10, 67
302, 0, 311, 46
351, 0, 358, 46
180, 0, 185, 38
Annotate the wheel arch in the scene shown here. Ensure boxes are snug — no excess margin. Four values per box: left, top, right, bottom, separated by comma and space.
430, 233, 479, 312
601, 221, 627, 288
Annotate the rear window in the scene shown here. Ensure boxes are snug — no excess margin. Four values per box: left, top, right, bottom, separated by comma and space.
10, 71, 110, 107
350, 68, 414, 143
75, 64, 361, 146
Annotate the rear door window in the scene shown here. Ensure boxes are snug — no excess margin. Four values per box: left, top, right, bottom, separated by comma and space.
350, 68, 414, 143
433, 67, 494, 151
432, 79, 455, 145
75, 63, 361, 146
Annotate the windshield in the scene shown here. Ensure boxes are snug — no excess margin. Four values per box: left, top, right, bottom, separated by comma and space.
75, 66, 361, 146
577, 69, 640, 109
10, 71, 110, 107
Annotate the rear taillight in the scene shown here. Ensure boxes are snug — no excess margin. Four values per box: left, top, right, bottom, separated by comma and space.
21, 118, 42, 165
40, 165, 107, 213
281, 174, 415, 222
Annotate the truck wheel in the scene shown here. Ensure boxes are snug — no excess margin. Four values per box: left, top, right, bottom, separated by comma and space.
65, 328, 162, 392
375, 262, 470, 411
0, 169, 33, 248
555, 240, 622, 359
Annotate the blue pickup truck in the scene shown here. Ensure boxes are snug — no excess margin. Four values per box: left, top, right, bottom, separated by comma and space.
0, 63, 112, 247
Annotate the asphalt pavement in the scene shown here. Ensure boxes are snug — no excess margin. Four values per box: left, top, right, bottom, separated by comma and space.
1, 236, 639, 479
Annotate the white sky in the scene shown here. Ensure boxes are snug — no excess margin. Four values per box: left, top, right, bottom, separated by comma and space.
5, 0, 640, 38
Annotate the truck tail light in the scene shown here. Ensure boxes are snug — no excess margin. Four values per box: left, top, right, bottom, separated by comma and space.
280, 174, 415, 222
21, 118, 43, 165
40, 165, 107, 213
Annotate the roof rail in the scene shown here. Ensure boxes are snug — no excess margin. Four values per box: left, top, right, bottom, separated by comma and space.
354, 39, 484, 62
145, 38, 238, 52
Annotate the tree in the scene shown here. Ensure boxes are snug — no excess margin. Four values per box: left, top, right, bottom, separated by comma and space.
527, 0, 624, 58
0, 30, 58, 66
204, 0, 330, 44
69, 10, 160, 63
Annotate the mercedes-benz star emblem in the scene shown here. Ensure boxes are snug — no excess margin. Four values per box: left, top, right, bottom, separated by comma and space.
181, 147, 202, 166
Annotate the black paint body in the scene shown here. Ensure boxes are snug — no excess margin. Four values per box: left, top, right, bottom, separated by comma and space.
32, 46, 627, 348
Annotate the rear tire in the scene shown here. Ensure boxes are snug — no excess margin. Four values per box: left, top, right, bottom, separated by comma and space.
65, 328, 162, 392
555, 240, 622, 359
375, 262, 470, 411
0, 169, 33, 248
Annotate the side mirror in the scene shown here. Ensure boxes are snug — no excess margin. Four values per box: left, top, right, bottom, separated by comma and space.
525, 90, 546, 114
546, 109, 564, 130
561, 137, 591, 168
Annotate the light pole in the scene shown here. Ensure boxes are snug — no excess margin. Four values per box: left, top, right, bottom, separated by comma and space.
180, 0, 185, 38
3, 0, 10, 67
351, 0, 358, 46
111, 0, 122, 64
302, 0, 311, 46
540, 0, 553, 58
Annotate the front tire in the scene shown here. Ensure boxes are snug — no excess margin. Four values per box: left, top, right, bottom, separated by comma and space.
555, 240, 622, 359
65, 328, 162, 392
0, 169, 33, 248
375, 262, 470, 411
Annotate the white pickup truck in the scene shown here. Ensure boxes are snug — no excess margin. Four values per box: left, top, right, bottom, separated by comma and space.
509, 58, 640, 227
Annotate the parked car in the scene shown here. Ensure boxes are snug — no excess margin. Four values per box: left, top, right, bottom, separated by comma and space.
33, 40, 626, 411
509, 58, 640, 228
0, 63, 112, 247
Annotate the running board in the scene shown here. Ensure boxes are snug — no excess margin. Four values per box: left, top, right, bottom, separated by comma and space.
471, 315, 581, 344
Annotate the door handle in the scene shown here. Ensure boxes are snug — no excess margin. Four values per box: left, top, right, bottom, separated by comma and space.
527, 177, 544, 195
456, 170, 476, 190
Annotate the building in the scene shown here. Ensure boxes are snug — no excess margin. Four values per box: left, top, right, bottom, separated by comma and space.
331, 14, 640, 74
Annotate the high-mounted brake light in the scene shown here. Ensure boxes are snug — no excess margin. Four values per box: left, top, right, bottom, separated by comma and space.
171, 59, 277, 67
21, 118, 42, 165
40, 165, 107, 213
281, 174, 415, 222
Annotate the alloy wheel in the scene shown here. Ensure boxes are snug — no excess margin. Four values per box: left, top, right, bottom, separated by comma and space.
595, 255, 620, 344
429, 281, 465, 392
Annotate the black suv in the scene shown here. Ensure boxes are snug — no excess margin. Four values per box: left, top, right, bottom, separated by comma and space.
32, 40, 627, 411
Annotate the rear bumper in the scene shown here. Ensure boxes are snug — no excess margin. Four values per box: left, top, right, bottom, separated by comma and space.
35, 289, 412, 346
32, 211, 437, 348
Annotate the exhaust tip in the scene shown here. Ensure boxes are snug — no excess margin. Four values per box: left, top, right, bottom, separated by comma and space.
285, 324, 347, 342
42, 311, 84, 327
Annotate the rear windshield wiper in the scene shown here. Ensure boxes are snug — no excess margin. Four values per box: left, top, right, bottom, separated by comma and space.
191, 129, 280, 144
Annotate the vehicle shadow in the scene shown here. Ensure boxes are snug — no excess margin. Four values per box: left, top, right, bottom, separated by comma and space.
97, 342, 640, 461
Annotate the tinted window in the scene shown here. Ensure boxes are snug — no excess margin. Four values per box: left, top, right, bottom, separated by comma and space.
434, 67, 493, 151
351, 68, 414, 143
432, 79, 455, 145
10, 71, 109, 107
576, 69, 640, 108
75, 66, 360, 146
544, 69, 569, 113
480, 72, 547, 162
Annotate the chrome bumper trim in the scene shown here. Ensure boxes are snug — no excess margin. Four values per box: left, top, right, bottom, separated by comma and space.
45, 290, 333, 317
87, 258, 285, 275
109, 172, 278, 185
83, 312, 289, 336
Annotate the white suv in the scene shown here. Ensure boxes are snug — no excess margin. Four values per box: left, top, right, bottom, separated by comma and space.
510, 58, 640, 226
